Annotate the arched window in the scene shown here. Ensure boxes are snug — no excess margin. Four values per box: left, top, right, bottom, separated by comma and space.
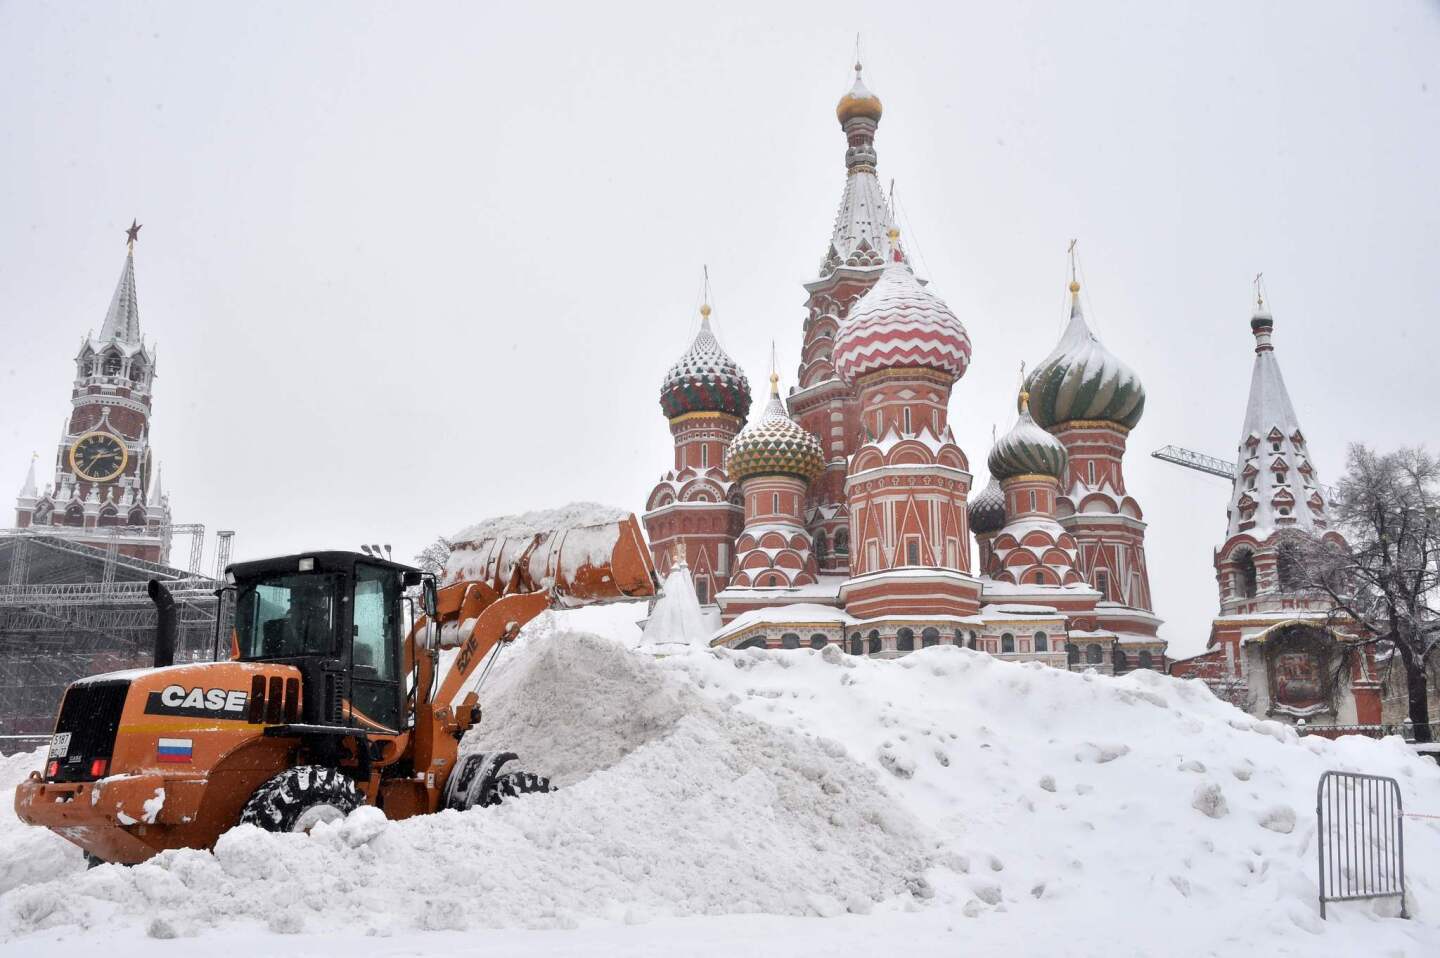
1001, 633, 1015, 654
127, 508, 146, 526
701, 445, 709, 468
1137, 650, 1153, 670
1085, 643, 1103, 665
1112, 648, 1128, 672
906, 540, 920, 565
814, 530, 828, 563
737, 635, 767, 650
921, 627, 939, 648
1095, 569, 1110, 600
1033, 570, 1045, 585
767, 574, 781, 587
1066, 642, 1080, 666
65, 504, 84, 525
129, 361, 146, 384
953, 629, 964, 647
968, 631, 978, 650
902, 407, 912, 433
1034, 631, 1048, 652
849, 632, 863, 655
782, 633, 801, 650
896, 628, 915, 652
1235, 551, 1258, 599
809, 634, 827, 650
102, 352, 122, 376
867, 630, 881, 654
834, 528, 849, 555
696, 578, 708, 604
97, 506, 119, 527
772, 493, 780, 514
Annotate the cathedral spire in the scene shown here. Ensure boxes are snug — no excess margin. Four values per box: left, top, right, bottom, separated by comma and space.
98, 226, 143, 346
821, 60, 901, 276
1226, 293, 1324, 538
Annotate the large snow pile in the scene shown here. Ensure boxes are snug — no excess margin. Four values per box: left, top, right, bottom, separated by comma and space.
640, 563, 710, 647
2, 633, 1438, 956
449, 502, 629, 545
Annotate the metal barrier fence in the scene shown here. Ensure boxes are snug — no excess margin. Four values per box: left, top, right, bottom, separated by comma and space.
1316, 771, 1406, 919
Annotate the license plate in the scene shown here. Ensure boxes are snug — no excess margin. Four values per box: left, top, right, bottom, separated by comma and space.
48, 732, 71, 759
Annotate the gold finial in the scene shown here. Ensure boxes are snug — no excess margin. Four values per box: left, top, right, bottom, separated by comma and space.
1016, 361, 1030, 413
699, 303, 711, 318
887, 227, 900, 242
1254, 272, 1265, 309
769, 371, 780, 396
1067, 238, 1079, 295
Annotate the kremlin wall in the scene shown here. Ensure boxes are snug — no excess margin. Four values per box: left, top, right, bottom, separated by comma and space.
641, 64, 1383, 730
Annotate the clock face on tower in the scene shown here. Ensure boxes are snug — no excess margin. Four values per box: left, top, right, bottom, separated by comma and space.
70, 432, 129, 482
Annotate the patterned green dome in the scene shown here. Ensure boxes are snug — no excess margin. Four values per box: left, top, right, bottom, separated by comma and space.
659, 306, 751, 420
1025, 285, 1145, 430
725, 375, 825, 483
988, 395, 1069, 482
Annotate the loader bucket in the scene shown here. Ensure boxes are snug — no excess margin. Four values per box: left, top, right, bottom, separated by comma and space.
446, 508, 658, 607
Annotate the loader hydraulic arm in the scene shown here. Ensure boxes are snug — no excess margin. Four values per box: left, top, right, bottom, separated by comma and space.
404, 511, 657, 785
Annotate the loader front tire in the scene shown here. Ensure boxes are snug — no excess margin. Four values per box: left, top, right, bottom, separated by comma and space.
482, 770, 554, 807
239, 765, 361, 834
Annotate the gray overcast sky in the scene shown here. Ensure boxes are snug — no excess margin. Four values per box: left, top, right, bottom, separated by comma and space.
2, 1, 1437, 656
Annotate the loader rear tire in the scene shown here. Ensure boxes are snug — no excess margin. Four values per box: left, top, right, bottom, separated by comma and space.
239, 765, 361, 834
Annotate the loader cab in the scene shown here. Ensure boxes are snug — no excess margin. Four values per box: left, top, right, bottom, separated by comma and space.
228, 552, 429, 733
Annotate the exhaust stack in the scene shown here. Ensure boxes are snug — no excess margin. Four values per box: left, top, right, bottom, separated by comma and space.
148, 579, 177, 668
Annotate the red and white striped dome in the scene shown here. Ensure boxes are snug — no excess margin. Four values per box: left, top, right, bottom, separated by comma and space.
833, 253, 971, 385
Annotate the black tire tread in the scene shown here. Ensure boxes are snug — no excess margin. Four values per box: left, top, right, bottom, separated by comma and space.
238, 765, 361, 832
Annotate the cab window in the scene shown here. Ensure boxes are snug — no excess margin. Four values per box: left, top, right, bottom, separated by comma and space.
235, 573, 339, 659
352, 564, 399, 681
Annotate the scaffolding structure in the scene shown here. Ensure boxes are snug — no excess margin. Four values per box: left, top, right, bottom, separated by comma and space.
0, 529, 233, 735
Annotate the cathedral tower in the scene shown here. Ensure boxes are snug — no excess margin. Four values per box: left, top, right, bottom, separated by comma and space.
722, 373, 825, 593
14, 224, 171, 563
1025, 271, 1158, 639
788, 63, 908, 575
833, 231, 979, 620
642, 299, 751, 605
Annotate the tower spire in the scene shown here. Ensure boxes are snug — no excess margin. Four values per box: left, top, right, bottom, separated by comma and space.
99, 224, 143, 345
822, 52, 898, 275
18, 453, 37, 499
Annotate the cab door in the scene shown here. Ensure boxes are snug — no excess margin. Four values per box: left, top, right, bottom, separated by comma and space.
349, 563, 402, 732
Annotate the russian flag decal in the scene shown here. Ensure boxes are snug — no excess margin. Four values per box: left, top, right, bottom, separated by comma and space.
157, 738, 193, 763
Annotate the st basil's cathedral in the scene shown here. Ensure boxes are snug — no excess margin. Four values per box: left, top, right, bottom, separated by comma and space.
643, 64, 1165, 675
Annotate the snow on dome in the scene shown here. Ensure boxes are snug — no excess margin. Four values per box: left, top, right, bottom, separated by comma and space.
659, 306, 752, 421
968, 475, 1007, 534
832, 253, 972, 386
1025, 285, 1145, 431
987, 395, 1069, 482
724, 375, 824, 483
835, 64, 883, 124
641, 562, 711, 647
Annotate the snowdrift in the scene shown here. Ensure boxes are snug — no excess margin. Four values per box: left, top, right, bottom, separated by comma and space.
3, 629, 1439, 956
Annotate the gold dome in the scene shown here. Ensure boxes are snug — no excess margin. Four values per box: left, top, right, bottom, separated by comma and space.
836, 64, 882, 124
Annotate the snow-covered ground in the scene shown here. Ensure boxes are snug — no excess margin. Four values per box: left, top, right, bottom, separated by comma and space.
3, 621, 1439, 956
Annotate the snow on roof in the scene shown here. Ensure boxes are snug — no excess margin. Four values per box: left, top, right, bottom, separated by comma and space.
715, 602, 856, 639
96, 250, 144, 347
1224, 309, 1327, 541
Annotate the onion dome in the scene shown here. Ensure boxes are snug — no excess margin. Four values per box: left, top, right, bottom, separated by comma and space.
833, 230, 972, 385
1025, 280, 1144, 430
725, 374, 825, 483
968, 475, 1007, 535
988, 392, 1069, 482
836, 62, 883, 124
659, 303, 752, 420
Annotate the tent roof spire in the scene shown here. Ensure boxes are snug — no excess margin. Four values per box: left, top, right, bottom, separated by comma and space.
98, 222, 144, 346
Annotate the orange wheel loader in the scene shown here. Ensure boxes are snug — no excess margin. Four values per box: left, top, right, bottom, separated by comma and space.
13, 512, 657, 864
